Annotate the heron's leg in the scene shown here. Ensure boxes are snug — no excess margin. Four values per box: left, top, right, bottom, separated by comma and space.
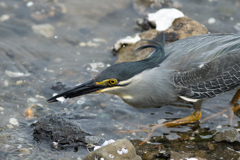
116, 101, 203, 145
137, 100, 203, 145
163, 100, 202, 127
229, 89, 240, 125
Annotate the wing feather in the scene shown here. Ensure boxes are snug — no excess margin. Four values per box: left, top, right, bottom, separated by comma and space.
170, 49, 240, 99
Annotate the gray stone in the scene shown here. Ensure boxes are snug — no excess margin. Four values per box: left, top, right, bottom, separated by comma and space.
213, 128, 239, 142
84, 139, 142, 160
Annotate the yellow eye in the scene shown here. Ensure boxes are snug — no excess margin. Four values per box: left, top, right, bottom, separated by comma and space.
109, 79, 117, 85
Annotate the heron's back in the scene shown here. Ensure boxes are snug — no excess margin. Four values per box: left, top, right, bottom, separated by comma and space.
162, 34, 240, 71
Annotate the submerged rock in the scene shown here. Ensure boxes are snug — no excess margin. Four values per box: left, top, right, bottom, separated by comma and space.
31, 113, 91, 147
116, 16, 208, 63
25, 0, 67, 22
213, 128, 239, 142
32, 24, 55, 38
84, 139, 141, 160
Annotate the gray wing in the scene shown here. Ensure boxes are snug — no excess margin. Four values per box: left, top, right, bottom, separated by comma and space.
162, 33, 240, 71
170, 49, 240, 100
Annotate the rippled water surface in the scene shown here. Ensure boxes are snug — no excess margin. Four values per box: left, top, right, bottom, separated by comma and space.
1, 0, 240, 159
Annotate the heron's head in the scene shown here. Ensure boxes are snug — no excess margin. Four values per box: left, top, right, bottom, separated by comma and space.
47, 34, 168, 103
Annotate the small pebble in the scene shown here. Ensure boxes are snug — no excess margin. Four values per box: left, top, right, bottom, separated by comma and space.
4, 80, 8, 86
0, 14, 9, 22
9, 118, 19, 126
93, 38, 106, 42
0, 107, 4, 111
7, 124, 13, 129
222, 114, 228, 118
190, 137, 195, 140
5, 70, 30, 77
27, 97, 38, 103
207, 142, 214, 150
17, 145, 22, 149
208, 17, 216, 24
16, 80, 24, 85
26, 1, 34, 7
157, 119, 167, 124
53, 141, 58, 148
216, 125, 222, 129
19, 148, 30, 154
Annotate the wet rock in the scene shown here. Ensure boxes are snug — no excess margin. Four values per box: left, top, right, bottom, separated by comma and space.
31, 113, 91, 147
116, 16, 208, 63
32, 24, 55, 38
180, 134, 190, 141
9, 118, 19, 126
213, 128, 239, 142
51, 82, 72, 92
84, 139, 141, 160
195, 150, 207, 159
207, 142, 215, 150
0, 151, 8, 159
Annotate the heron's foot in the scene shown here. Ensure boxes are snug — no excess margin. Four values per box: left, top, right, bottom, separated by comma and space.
114, 123, 165, 146
200, 103, 240, 125
116, 111, 202, 145
200, 108, 228, 124
139, 111, 202, 145
229, 103, 240, 126
163, 111, 202, 127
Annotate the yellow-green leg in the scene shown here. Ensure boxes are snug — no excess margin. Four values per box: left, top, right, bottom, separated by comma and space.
116, 100, 203, 145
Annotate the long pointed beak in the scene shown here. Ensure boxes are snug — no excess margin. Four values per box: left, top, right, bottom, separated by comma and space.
47, 79, 105, 103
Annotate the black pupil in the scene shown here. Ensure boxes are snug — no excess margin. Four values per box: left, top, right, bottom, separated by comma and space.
110, 80, 115, 84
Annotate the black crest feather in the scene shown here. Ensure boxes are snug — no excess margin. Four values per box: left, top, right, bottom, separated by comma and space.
95, 32, 168, 82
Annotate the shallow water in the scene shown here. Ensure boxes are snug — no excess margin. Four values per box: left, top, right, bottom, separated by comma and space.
0, 0, 240, 159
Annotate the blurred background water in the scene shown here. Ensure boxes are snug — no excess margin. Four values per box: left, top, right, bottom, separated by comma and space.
0, 0, 240, 159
